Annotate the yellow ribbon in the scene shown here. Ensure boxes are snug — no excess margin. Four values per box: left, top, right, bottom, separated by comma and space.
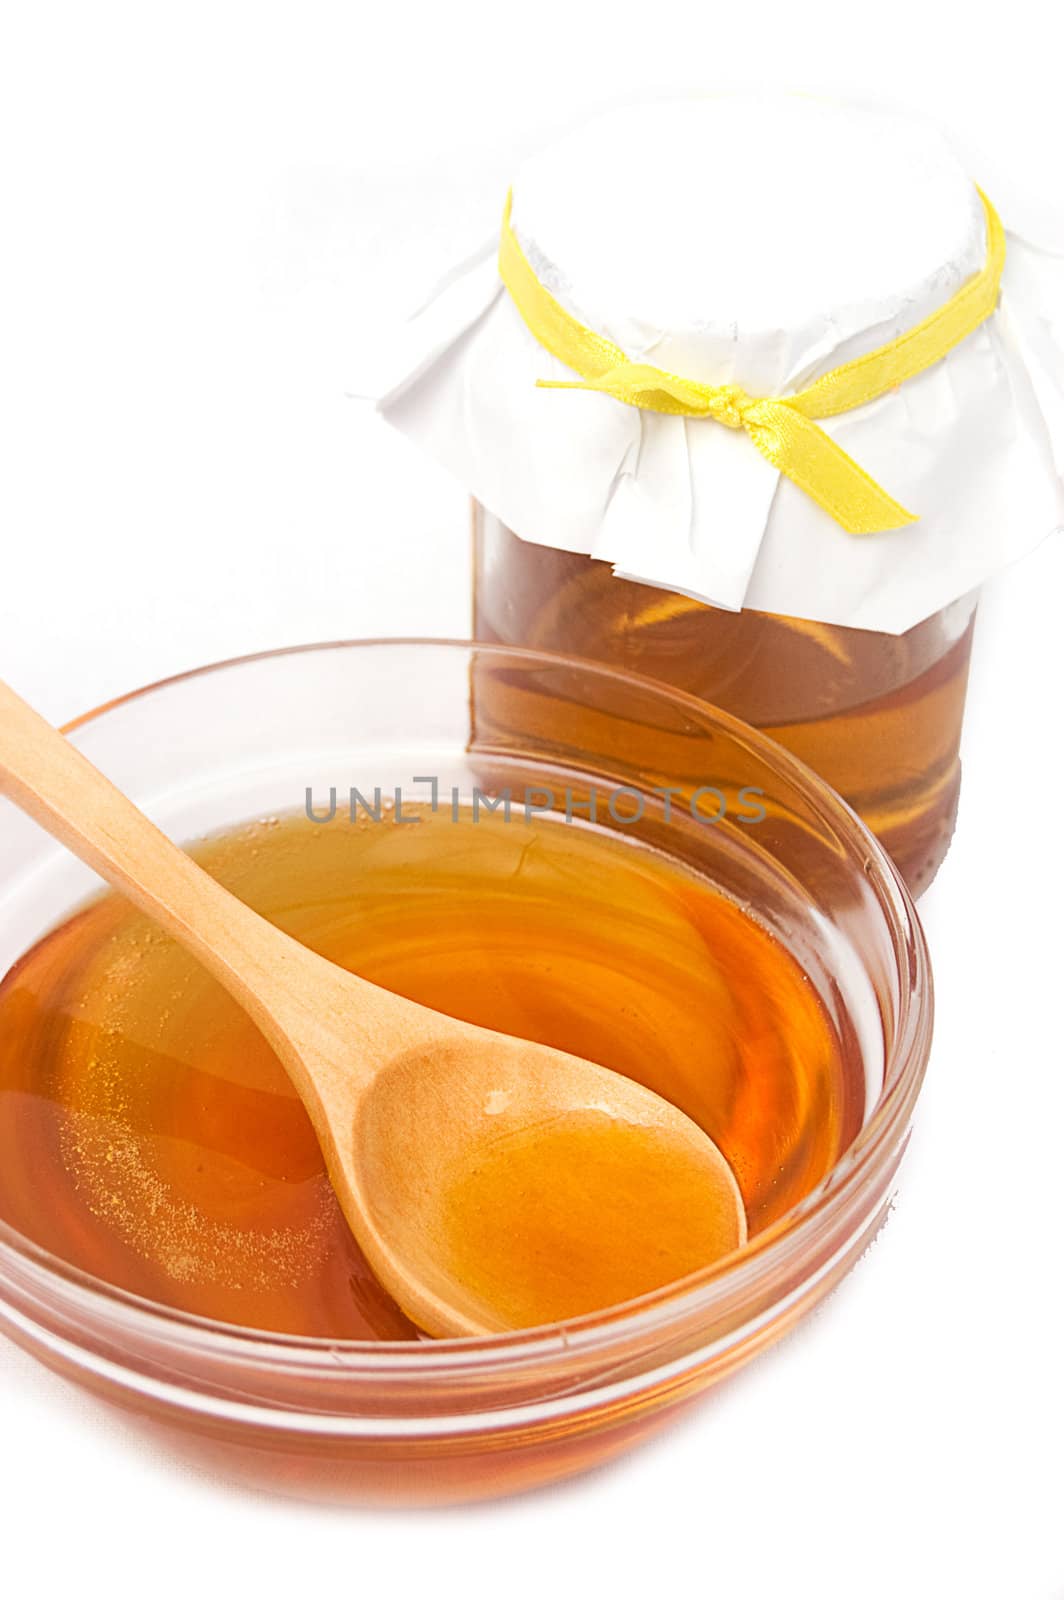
498, 189, 1006, 534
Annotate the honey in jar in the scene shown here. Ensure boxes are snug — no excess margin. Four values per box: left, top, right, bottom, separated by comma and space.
473, 510, 977, 895
0, 804, 857, 1337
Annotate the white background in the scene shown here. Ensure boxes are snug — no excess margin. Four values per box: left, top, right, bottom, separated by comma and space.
1, 5, 1062, 1597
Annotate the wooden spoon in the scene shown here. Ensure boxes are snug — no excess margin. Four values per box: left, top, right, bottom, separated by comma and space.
0, 678, 746, 1336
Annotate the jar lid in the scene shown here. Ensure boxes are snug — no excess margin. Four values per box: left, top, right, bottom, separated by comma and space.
368, 94, 1064, 631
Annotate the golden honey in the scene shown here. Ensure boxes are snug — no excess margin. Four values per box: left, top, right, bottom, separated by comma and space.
0, 803, 858, 1337
473, 510, 976, 894
438, 1114, 744, 1329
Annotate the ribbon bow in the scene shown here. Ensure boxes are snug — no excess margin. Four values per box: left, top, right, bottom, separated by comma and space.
498, 189, 1006, 535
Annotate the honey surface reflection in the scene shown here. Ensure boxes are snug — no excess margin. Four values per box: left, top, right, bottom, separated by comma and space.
0, 807, 857, 1338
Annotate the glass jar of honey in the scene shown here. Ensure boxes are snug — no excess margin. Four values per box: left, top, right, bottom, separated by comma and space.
372, 95, 1064, 894
473, 508, 978, 895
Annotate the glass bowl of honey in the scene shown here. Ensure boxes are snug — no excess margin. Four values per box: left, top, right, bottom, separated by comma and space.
0, 640, 932, 1504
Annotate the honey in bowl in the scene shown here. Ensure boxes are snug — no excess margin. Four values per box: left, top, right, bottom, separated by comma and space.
0, 804, 858, 1339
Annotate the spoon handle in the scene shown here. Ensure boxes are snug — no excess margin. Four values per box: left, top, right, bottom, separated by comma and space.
0, 677, 308, 1030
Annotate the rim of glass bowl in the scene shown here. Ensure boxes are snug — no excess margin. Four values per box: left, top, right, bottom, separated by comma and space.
0, 639, 933, 1412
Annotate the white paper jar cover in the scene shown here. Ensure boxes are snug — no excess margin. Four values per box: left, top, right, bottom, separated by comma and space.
368, 94, 1064, 634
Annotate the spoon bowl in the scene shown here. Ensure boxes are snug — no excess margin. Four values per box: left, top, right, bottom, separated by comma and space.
348, 1029, 746, 1337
